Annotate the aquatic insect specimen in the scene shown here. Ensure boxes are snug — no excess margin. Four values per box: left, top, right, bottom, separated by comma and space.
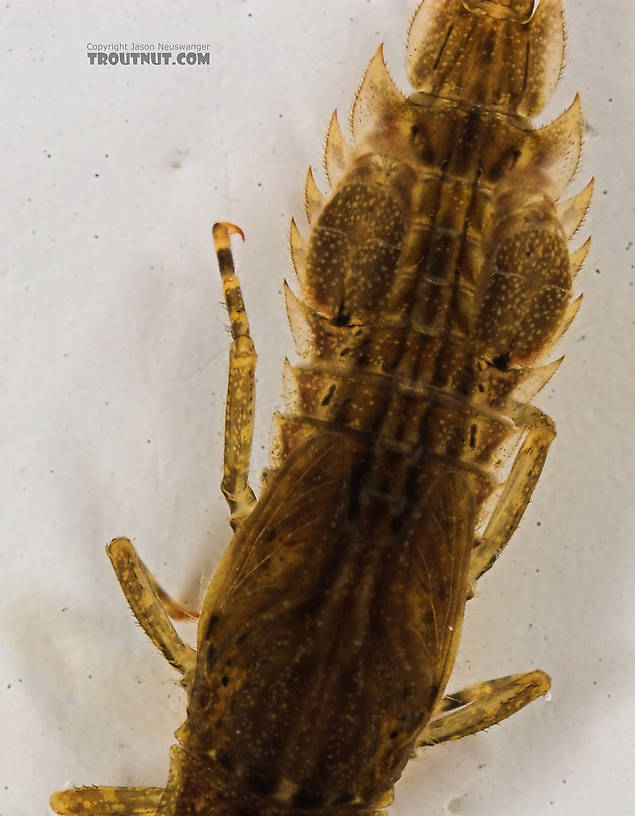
51, 1, 591, 814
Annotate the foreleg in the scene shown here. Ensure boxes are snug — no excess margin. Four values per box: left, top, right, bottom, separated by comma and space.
213, 222, 257, 530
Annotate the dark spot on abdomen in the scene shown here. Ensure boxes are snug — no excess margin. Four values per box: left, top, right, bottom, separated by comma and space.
244, 767, 278, 797
293, 787, 324, 809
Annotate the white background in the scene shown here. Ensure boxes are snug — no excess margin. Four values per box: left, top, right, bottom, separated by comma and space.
1, 2, 633, 815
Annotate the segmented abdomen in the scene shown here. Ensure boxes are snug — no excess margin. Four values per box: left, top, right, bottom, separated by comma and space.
270, 0, 590, 511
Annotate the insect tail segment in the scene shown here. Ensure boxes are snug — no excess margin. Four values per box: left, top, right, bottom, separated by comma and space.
407, 0, 565, 116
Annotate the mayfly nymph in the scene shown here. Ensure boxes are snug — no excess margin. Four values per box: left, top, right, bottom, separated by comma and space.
51, 1, 590, 814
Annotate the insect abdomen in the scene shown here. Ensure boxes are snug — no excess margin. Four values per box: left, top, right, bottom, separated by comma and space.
272, 0, 584, 492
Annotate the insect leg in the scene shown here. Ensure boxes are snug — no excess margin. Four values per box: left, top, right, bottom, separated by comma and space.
107, 537, 196, 676
468, 404, 556, 589
213, 221, 257, 531
50, 786, 163, 816
417, 670, 551, 747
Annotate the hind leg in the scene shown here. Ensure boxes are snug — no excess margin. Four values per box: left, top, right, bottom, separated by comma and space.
213, 222, 258, 531
468, 404, 556, 591
418, 670, 551, 747
50, 786, 163, 816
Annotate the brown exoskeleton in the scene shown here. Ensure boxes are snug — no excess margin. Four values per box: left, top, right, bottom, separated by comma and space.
51, 1, 591, 814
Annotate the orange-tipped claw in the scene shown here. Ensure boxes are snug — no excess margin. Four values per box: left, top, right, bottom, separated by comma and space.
213, 221, 245, 242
